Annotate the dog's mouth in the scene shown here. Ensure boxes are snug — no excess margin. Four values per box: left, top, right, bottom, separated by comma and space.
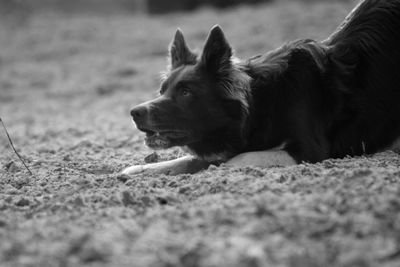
140, 128, 190, 149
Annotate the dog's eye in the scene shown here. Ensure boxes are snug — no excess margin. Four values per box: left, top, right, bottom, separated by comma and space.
181, 89, 192, 97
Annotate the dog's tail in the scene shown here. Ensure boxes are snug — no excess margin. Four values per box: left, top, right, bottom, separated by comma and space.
324, 0, 400, 47
322, 0, 400, 93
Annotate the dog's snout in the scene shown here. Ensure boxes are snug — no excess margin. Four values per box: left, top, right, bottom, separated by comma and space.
130, 97, 167, 127
130, 105, 148, 121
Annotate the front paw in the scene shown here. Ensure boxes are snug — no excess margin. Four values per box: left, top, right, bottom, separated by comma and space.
121, 156, 209, 176
121, 165, 145, 175
120, 163, 173, 176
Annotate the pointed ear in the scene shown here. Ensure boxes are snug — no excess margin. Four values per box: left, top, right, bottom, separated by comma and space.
201, 25, 232, 73
169, 29, 197, 70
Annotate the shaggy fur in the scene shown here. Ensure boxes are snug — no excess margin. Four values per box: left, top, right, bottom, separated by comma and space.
130, 0, 400, 164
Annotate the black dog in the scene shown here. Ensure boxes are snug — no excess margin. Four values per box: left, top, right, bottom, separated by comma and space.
123, 0, 400, 175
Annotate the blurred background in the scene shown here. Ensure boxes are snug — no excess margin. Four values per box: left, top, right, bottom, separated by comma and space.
0, 0, 358, 16
0, 0, 354, 18
0, 0, 276, 15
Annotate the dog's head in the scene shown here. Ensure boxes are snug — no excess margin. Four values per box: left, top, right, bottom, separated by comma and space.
130, 26, 251, 160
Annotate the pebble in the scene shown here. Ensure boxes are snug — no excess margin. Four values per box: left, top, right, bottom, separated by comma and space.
5, 161, 19, 172
120, 190, 135, 206
116, 174, 130, 183
0, 200, 6, 211
178, 185, 191, 194
80, 247, 108, 263
0, 219, 7, 227
73, 196, 85, 207
144, 152, 159, 163
15, 198, 30, 207
156, 196, 168, 205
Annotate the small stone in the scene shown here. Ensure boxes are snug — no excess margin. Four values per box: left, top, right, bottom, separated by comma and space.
156, 196, 168, 205
144, 152, 159, 163
73, 196, 85, 207
80, 247, 108, 263
208, 164, 218, 171
15, 198, 30, 207
278, 175, 288, 183
121, 190, 135, 206
0, 219, 7, 227
0, 200, 6, 211
178, 185, 191, 194
168, 181, 178, 187
116, 174, 130, 183
5, 161, 19, 173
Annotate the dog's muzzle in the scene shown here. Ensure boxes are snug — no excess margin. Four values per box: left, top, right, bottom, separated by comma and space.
130, 103, 149, 126
129, 97, 193, 150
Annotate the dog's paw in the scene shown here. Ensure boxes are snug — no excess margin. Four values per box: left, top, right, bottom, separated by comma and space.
121, 163, 173, 176
121, 165, 145, 175
121, 156, 210, 176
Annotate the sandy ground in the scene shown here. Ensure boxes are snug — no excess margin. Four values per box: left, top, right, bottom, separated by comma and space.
1, 1, 400, 266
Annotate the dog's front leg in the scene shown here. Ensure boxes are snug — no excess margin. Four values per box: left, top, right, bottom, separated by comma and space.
226, 150, 296, 168
121, 156, 211, 176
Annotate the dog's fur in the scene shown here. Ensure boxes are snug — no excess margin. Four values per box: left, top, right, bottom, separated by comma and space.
123, 0, 400, 175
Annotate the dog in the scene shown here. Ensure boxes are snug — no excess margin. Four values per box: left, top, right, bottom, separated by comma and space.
122, 0, 400, 176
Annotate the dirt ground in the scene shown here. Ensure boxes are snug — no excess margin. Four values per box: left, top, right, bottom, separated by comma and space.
1, 1, 400, 266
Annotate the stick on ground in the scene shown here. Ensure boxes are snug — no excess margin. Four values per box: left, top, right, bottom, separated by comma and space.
0, 117, 33, 175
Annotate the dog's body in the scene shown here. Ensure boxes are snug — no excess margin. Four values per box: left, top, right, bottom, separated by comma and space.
123, 0, 400, 175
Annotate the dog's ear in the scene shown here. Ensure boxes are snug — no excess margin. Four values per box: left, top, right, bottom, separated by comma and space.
201, 25, 232, 73
169, 29, 197, 70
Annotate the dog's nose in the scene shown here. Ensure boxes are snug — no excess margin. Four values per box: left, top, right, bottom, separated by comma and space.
130, 105, 148, 121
